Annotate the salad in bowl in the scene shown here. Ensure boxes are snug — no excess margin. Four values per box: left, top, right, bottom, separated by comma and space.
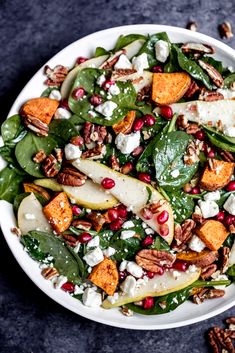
1, 29, 235, 318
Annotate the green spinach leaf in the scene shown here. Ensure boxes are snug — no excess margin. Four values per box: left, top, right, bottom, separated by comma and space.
204, 126, 235, 152
224, 73, 235, 88
1, 114, 25, 143
227, 264, 235, 283
49, 119, 78, 143
168, 190, 195, 223
0, 167, 24, 203
114, 34, 146, 51
95, 47, 109, 57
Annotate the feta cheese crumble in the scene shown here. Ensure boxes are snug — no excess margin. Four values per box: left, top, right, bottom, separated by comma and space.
114, 54, 133, 70
223, 127, 235, 137
155, 40, 170, 63
120, 230, 136, 240
204, 190, 221, 201
83, 247, 104, 267
102, 246, 116, 257
171, 169, 180, 178
198, 200, 219, 218
211, 271, 229, 289
49, 89, 61, 101
108, 83, 120, 96
87, 235, 100, 248
188, 234, 206, 252
82, 287, 102, 307
107, 292, 119, 304
224, 194, 235, 215
115, 131, 140, 154
132, 53, 149, 72
126, 261, 143, 278
95, 101, 117, 117
96, 74, 106, 86
119, 260, 128, 272
54, 107, 72, 120
122, 220, 135, 229
64, 143, 82, 160
120, 275, 136, 297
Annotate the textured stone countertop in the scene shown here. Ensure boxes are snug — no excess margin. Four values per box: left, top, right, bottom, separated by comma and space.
0, 0, 234, 352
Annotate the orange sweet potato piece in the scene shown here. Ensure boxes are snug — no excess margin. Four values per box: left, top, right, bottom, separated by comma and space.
88, 257, 119, 296
195, 220, 229, 251
43, 192, 72, 233
152, 72, 191, 105
112, 110, 136, 135
20, 97, 59, 125
200, 159, 234, 191
177, 249, 218, 268
23, 182, 50, 201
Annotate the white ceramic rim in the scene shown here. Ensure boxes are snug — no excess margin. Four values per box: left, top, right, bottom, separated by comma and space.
1, 24, 235, 330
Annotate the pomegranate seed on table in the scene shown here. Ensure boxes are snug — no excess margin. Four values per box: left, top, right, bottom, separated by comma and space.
190, 186, 200, 194
102, 80, 115, 91
226, 181, 235, 191
133, 118, 144, 131
194, 130, 206, 141
110, 218, 123, 231
143, 114, 156, 126
146, 271, 155, 279
61, 282, 75, 293
143, 296, 154, 309
78, 232, 92, 243
117, 205, 128, 218
90, 94, 102, 106
72, 87, 85, 100
156, 210, 169, 224
132, 146, 144, 157
72, 205, 82, 216
141, 235, 154, 247
108, 208, 119, 222
224, 214, 235, 226
216, 211, 225, 221
151, 65, 163, 73
159, 224, 169, 237
160, 105, 173, 120
70, 136, 84, 146
141, 207, 153, 220
101, 177, 115, 189
172, 260, 188, 272
60, 98, 70, 110
138, 172, 151, 183
76, 56, 88, 65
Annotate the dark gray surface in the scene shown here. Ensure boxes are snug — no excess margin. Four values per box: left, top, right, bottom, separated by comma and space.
0, 0, 234, 352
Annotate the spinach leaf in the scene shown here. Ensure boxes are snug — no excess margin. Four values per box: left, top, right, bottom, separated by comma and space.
0, 144, 17, 164
227, 264, 235, 283
69, 114, 86, 125
21, 231, 85, 283
68, 68, 137, 126
114, 34, 146, 51
151, 236, 170, 251
15, 132, 58, 178
0, 167, 24, 203
223, 234, 235, 248
153, 131, 198, 190
49, 119, 78, 143
168, 190, 195, 223
1, 114, 25, 143
95, 47, 109, 57
224, 73, 235, 88
164, 47, 180, 73
201, 56, 224, 74
204, 126, 235, 152
172, 45, 213, 89
41, 87, 59, 97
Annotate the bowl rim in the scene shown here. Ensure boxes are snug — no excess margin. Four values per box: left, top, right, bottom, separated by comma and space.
1, 24, 235, 330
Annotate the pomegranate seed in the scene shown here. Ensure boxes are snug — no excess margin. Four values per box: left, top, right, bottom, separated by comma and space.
207, 150, 215, 158
78, 232, 92, 243
121, 162, 133, 175
159, 224, 169, 237
72, 205, 82, 216
201, 142, 207, 152
156, 267, 164, 276
172, 260, 188, 272
101, 178, 115, 189
224, 214, 235, 226
61, 282, 75, 293
76, 56, 88, 65
90, 94, 102, 106
133, 118, 144, 132
70, 136, 84, 146
160, 105, 173, 120
108, 208, 119, 222
142, 235, 154, 247
157, 210, 169, 224
119, 271, 127, 281
132, 146, 144, 157
195, 130, 206, 141
102, 80, 115, 91
226, 181, 235, 192
143, 296, 154, 309
151, 65, 163, 73
141, 207, 153, 220
117, 205, 128, 218
146, 271, 155, 279
143, 114, 156, 126
216, 211, 225, 222
191, 186, 200, 194
138, 172, 151, 184
60, 98, 70, 110
72, 87, 85, 100
110, 218, 123, 231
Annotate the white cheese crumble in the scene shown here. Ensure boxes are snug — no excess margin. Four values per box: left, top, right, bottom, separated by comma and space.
132, 53, 149, 72
217, 88, 235, 100
171, 169, 180, 178
74, 285, 84, 295
82, 287, 102, 307
64, 143, 82, 160
96, 74, 106, 86
126, 261, 143, 278
204, 190, 221, 201
223, 194, 235, 215
87, 235, 100, 248
102, 246, 116, 257
107, 292, 119, 304
187, 264, 198, 273
83, 247, 104, 267
114, 54, 133, 70
120, 275, 136, 297
198, 200, 219, 218
119, 260, 128, 272
115, 131, 140, 154
95, 101, 117, 117
108, 83, 120, 96
223, 127, 235, 137
155, 40, 170, 63
54, 107, 72, 120
188, 234, 206, 252
211, 271, 229, 289
122, 220, 135, 229
24, 213, 36, 220
54, 275, 68, 289
120, 230, 136, 240
49, 89, 62, 101
145, 228, 155, 235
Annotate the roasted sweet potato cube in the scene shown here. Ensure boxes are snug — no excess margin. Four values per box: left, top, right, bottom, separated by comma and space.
152, 72, 191, 105
20, 97, 59, 125
200, 159, 234, 191
195, 220, 229, 251
88, 257, 119, 296
112, 110, 136, 134
177, 249, 218, 268
43, 192, 72, 233
23, 182, 50, 201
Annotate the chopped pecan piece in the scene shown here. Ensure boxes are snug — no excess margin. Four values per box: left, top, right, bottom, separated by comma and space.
81, 144, 106, 159
220, 150, 235, 162
200, 263, 217, 280
121, 306, 133, 317
225, 317, 235, 325
185, 122, 200, 134
177, 115, 189, 129
198, 60, 224, 88
137, 85, 151, 101
57, 167, 86, 186
184, 139, 202, 165
23, 115, 49, 137
83, 122, 108, 145
111, 68, 137, 81
100, 49, 125, 69
184, 81, 200, 98
71, 219, 92, 230
11, 227, 22, 236
33, 149, 47, 163
173, 219, 196, 251
135, 249, 175, 272
218, 21, 234, 39
62, 233, 79, 247
42, 154, 61, 177
121, 162, 133, 175
199, 89, 224, 101
148, 200, 166, 214
54, 148, 63, 163
44, 65, 69, 86
41, 267, 59, 280
182, 42, 214, 55
193, 288, 225, 305
86, 212, 108, 232
109, 155, 120, 171
219, 246, 230, 273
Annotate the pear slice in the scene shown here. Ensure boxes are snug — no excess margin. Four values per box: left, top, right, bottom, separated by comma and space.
72, 159, 174, 244
34, 178, 119, 210
228, 240, 235, 267
113, 70, 153, 93
102, 268, 201, 308
18, 193, 51, 234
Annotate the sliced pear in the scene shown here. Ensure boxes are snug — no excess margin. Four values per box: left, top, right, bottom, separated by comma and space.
72, 159, 174, 244
123, 39, 146, 59
102, 268, 201, 308
113, 70, 153, 93
34, 178, 119, 210
18, 193, 51, 234
228, 240, 235, 267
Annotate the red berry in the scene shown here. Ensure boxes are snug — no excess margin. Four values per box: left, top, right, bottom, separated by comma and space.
141, 235, 154, 247
108, 208, 119, 222
156, 267, 164, 276
133, 118, 144, 132
110, 218, 123, 231
157, 210, 169, 225
226, 181, 235, 192
138, 172, 151, 183
132, 146, 144, 157
102, 80, 115, 91
143, 114, 156, 126
61, 282, 75, 293
141, 207, 153, 220
72, 87, 85, 100
119, 271, 127, 281
206, 147, 216, 158
72, 205, 82, 216
78, 232, 92, 243
191, 186, 200, 194
70, 136, 84, 147
60, 98, 70, 110
146, 271, 155, 279
90, 94, 102, 106
101, 177, 115, 189
143, 296, 154, 309
224, 214, 235, 226
172, 260, 188, 272
216, 211, 225, 222
76, 56, 88, 65
160, 105, 173, 120
117, 205, 128, 218
195, 130, 206, 141
151, 65, 163, 73
159, 224, 169, 237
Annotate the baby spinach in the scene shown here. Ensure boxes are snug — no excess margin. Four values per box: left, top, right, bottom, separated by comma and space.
223, 234, 235, 248
0, 166, 24, 203
15, 132, 58, 178
21, 231, 85, 283
114, 34, 146, 51
201, 56, 224, 74
153, 131, 198, 190
227, 265, 235, 283
224, 73, 235, 88
168, 190, 195, 223
1, 114, 25, 143
151, 236, 170, 251
41, 87, 59, 97
204, 126, 235, 152
95, 47, 110, 57
49, 119, 78, 143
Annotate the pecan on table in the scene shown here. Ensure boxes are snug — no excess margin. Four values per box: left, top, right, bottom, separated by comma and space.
57, 166, 86, 186
208, 327, 234, 353
44, 65, 69, 86
218, 21, 234, 39
41, 267, 59, 280
186, 21, 198, 32
219, 246, 231, 273
198, 60, 224, 88
172, 219, 195, 251
33, 149, 47, 163
200, 263, 217, 280
23, 115, 49, 137
42, 154, 61, 177
135, 249, 175, 272
225, 317, 235, 325
193, 288, 225, 305
71, 219, 92, 230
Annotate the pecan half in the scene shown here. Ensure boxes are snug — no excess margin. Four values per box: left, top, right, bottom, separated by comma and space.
109, 155, 120, 171
71, 219, 92, 230
198, 60, 224, 88
173, 219, 195, 251
219, 246, 230, 273
42, 154, 61, 177
81, 144, 106, 159
44, 65, 69, 86
184, 139, 201, 165
83, 121, 107, 145
185, 123, 200, 134
33, 149, 47, 163
200, 263, 217, 280
135, 249, 175, 272
41, 267, 59, 280
62, 233, 78, 247
193, 288, 225, 304
57, 167, 86, 186
111, 68, 137, 81
177, 115, 189, 129
184, 81, 200, 98
86, 212, 108, 232
208, 329, 220, 353
218, 21, 234, 39
220, 150, 235, 162
182, 42, 214, 55
225, 317, 235, 325
100, 49, 125, 69
208, 327, 234, 353
11, 227, 22, 236
199, 89, 224, 101
23, 115, 49, 136
137, 85, 151, 101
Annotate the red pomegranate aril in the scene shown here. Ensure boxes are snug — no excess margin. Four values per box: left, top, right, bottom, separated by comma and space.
156, 267, 164, 276
146, 271, 155, 279
172, 260, 188, 272
72, 87, 85, 100
78, 232, 92, 243
141, 207, 153, 220
157, 210, 169, 225
132, 146, 144, 157
119, 271, 127, 281
138, 172, 151, 183
117, 205, 128, 218
160, 105, 173, 120
142, 235, 154, 247
133, 118, 144, 132
60, 98, 70, 110
190, 186, 200, 194
207, 150, 215, 158
151, 65, 163, 73
224, 214, 235, 226
226, 181, 235, 192
143, 296, 154, 309
70, 136, 84, 147
194, 130, 206, 141
90, 94, 102, 106
110, 218, 123, 231
159, 224, 169, 237
102, 80, 115, 90
108, 208, 119, 222
72, 205, 82, 216
101, 177, 115, 189
143, 114, 156, 126
61, 282, 75, 293
76, 56, 88, 65
216, 211, 225, 222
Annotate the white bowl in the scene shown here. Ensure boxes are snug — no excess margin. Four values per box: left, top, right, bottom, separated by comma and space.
0, 24, 235, 330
